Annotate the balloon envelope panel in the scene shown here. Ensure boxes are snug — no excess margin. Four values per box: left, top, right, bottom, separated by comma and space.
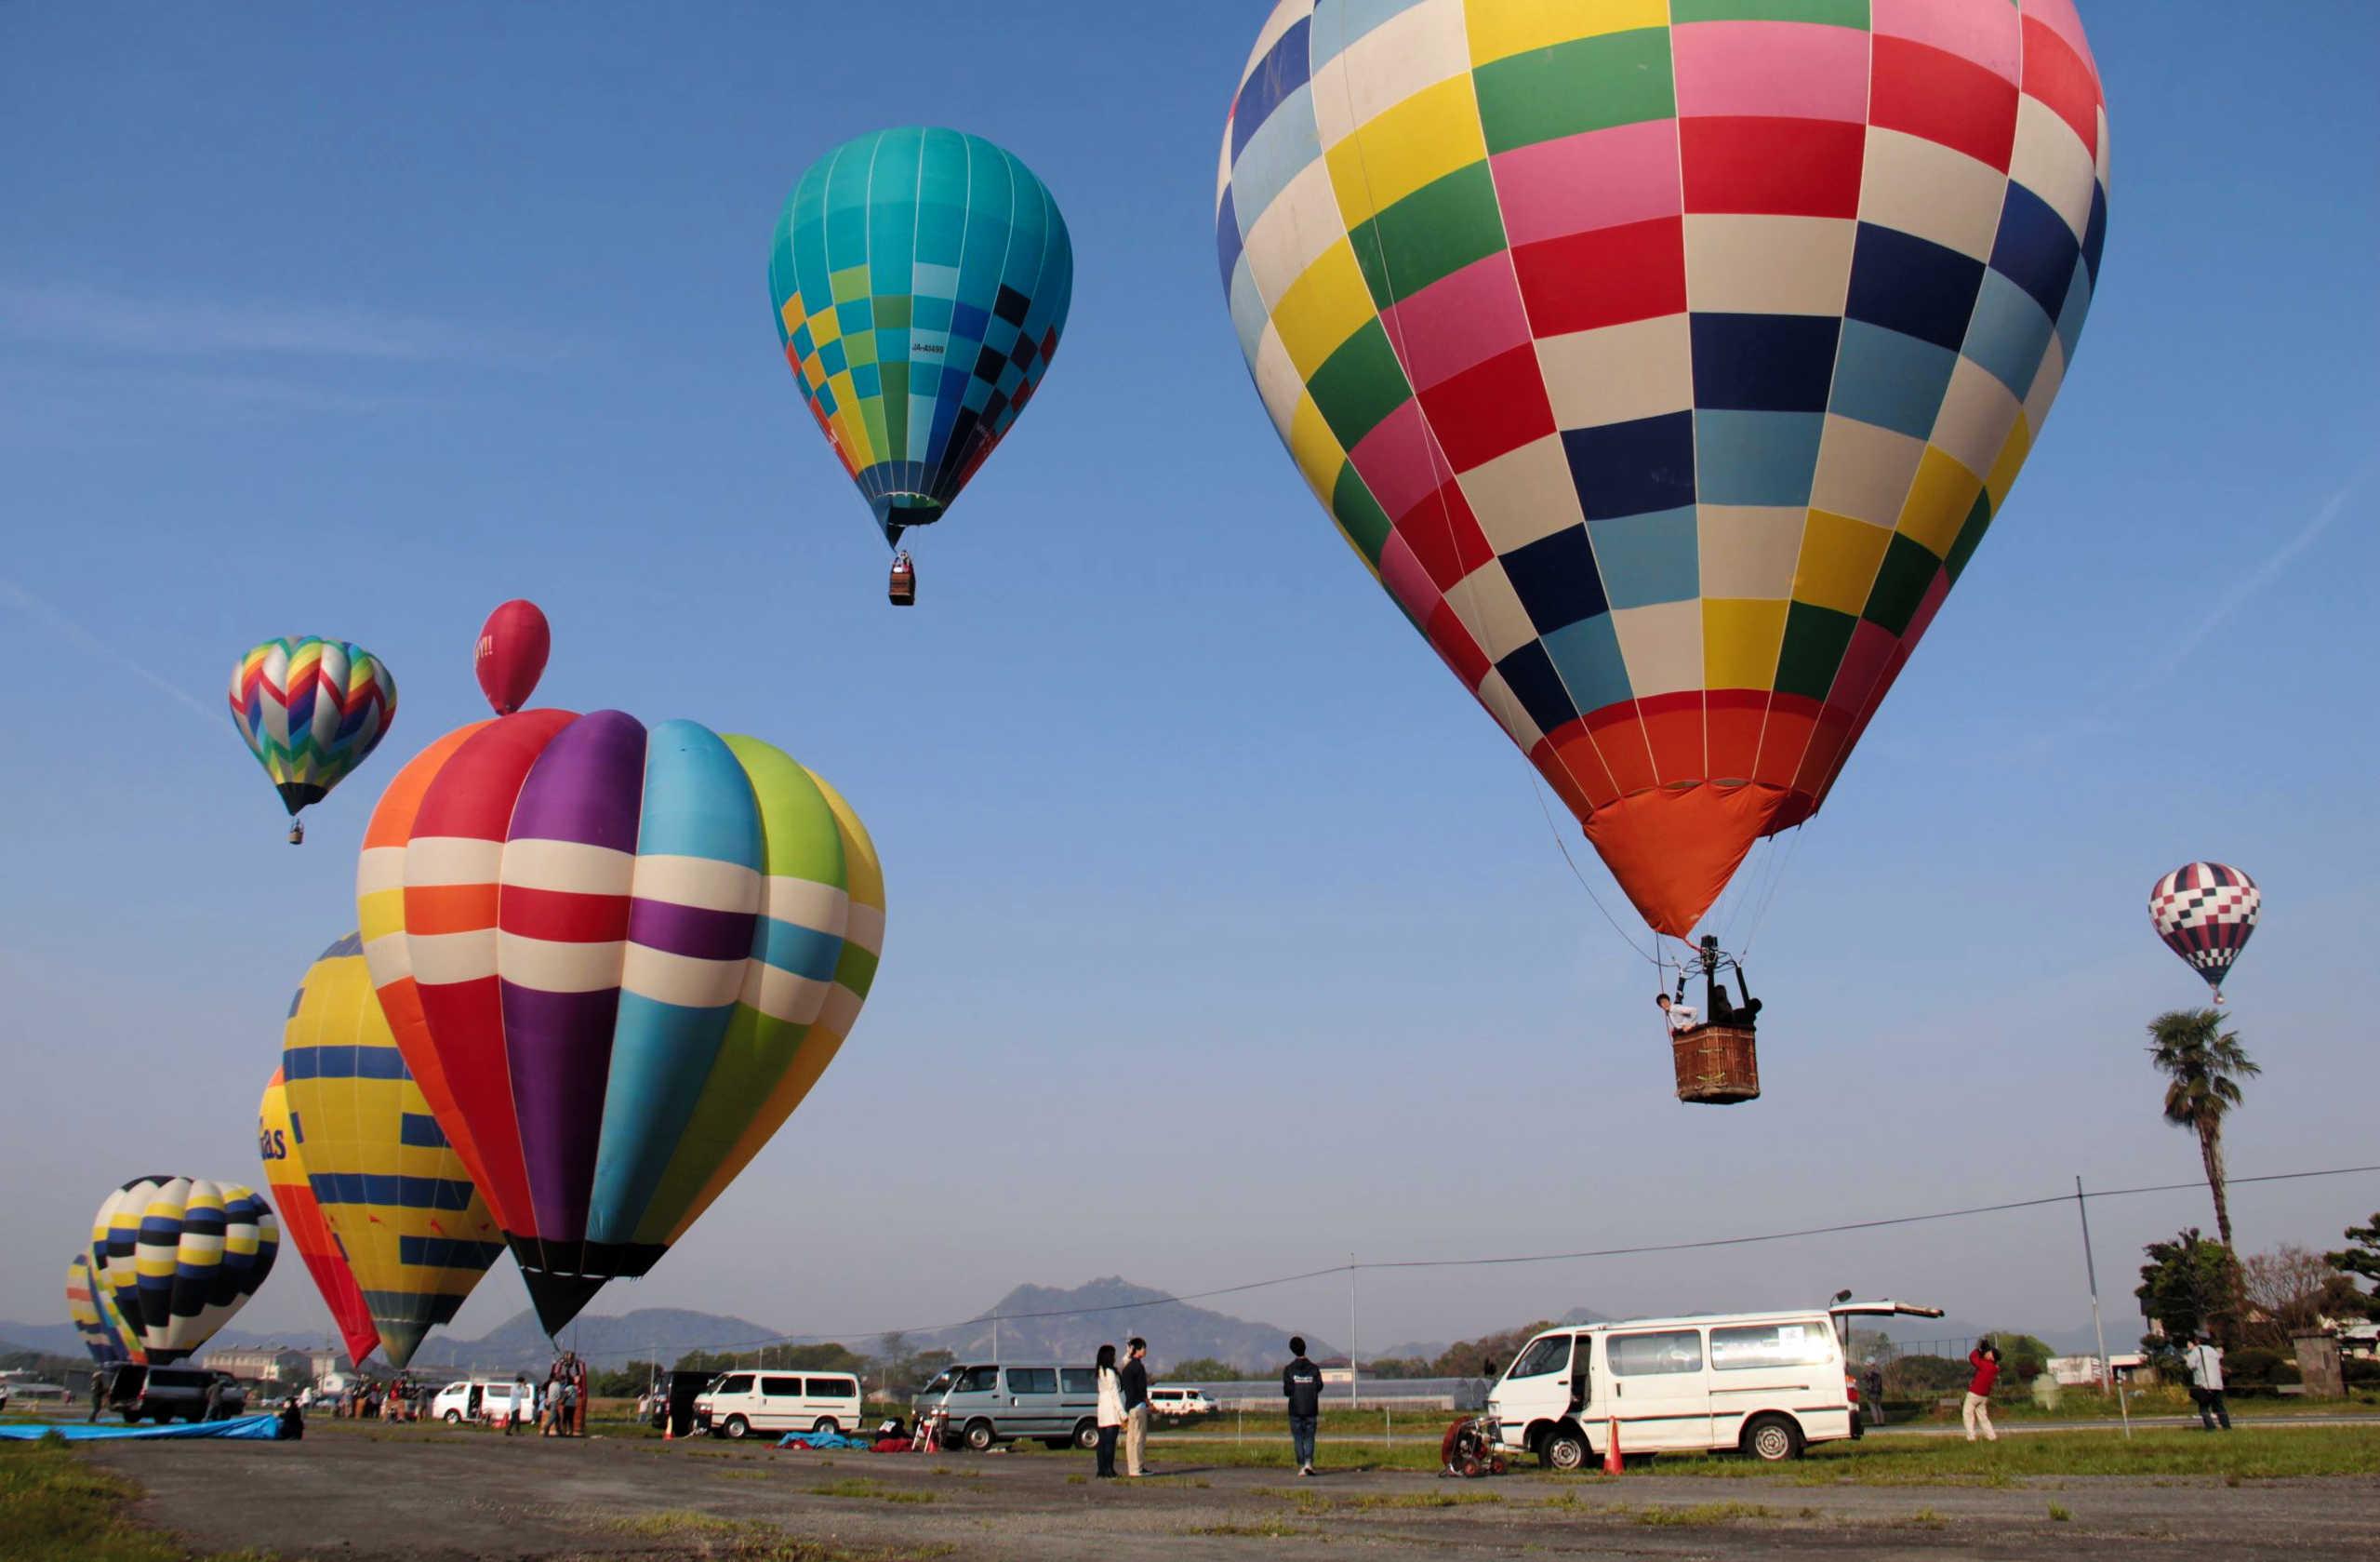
356, 713, 884, 1333
89, 1178, 279, 1364
259, 1067, 381, 1370
771, 126, 1074, 544
229, 638, 398, 815
1217, 0, 2108, 936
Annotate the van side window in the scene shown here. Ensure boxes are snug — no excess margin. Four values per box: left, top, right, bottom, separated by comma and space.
1709, 1323, 1834, 1370
1508, 1335, 1574, 1379
1059, 1368, 1097, 1395
958, 1367, 1001, 1394
1005, 1368, 1057, 1395
761, 1376, 802, 1396
805, 1377, 857, 1398
717, 1374, 755, 1395
1608, 1330, 1704, 1376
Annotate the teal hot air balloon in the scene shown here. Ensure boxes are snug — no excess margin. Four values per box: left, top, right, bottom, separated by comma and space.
768, 127, 1073, 598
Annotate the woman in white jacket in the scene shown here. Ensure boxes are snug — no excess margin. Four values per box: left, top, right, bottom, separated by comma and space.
1094, 1343, 1124, 1478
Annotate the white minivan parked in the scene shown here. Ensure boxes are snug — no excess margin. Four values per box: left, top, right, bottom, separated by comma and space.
697, 1371, 864, 1439
431, 1378, 535, 1424
1489, 1301, 1939, 1469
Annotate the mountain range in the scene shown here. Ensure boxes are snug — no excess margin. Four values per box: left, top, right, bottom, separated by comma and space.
2, 1284, 2117, 1376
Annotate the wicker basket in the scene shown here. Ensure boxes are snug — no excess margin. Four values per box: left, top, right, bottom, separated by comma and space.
1671, 1024, 1761, 1105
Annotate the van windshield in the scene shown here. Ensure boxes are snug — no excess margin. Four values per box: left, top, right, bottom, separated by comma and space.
921, 1370, 956, 1395
1507, 1335, 1574, 1379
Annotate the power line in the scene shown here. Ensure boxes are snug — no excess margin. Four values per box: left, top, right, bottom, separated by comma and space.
565, 1162, 2380, 1363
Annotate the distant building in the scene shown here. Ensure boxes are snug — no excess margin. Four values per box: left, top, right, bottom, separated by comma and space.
2047, 1353, 2151, 1387
199, 1346, 313, 1383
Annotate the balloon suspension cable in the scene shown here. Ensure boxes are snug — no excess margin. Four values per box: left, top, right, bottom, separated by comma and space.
1735, 821, 1809, 962
1526, 773, 1658, 966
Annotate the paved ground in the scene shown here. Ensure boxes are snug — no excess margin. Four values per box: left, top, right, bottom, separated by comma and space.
86, 1422, 2380, 1561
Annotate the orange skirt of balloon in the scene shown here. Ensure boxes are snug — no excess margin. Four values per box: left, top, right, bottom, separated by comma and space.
1583, 782, 1802, 940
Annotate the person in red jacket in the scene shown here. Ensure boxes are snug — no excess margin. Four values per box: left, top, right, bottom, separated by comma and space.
1962, 1339, 2001, 1443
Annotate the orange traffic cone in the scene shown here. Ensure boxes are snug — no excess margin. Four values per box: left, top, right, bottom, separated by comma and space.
1603, 1418, 1624, 1475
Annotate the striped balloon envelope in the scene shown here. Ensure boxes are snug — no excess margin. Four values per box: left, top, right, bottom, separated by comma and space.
276, 938, 505, 1369
355, 712, 886, 1334
770, 127, 1074, 549
229, 637, 398, 836
66, 1251, 143, 1365
259, 1065, 382, 1370
89, 1177, 279, 1364
1217, 0, 2108, 938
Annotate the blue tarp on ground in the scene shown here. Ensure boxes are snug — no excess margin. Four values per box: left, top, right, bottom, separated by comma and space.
0, 1413, 286, 1442
776, 1430, 871, 1449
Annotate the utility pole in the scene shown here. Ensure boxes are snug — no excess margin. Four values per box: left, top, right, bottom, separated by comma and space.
2075, 1176, 2132, 1439
1348, 1254, 1360, 1410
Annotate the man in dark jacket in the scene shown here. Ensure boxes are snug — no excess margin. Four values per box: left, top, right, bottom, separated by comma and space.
1120, 1338, 1152, 1476
1283, 1337, 1324, 1475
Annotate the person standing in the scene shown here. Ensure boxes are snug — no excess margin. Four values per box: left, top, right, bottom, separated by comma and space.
1120, 1338, 1152, 1477
1283, 1336, 1324, 1475
1963, 1339, 2001, 1443
88, 1368, 106, 1422
2184, 1334, 2232, 1432
1092, 1344, 1124, 1479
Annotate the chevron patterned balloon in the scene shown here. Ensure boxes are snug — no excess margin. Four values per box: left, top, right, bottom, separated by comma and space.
229, 637, 398, 837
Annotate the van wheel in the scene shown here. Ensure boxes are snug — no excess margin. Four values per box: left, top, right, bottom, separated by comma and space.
722, 1415, 751, 1440
1742, 1414, 1802, 1463
811, 1418, 840, 1435
963, 1419, 996, 1452
1071, 1420, 1098, 1450
1541, 1427, 1589, 1471
444, 1409, 462, 1424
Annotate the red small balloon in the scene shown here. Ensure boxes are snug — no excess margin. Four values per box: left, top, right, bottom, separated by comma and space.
474, 600, 551, 715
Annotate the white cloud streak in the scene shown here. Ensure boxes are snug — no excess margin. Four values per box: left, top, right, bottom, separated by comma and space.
2143, 462, 2373, 686
0, 575, 218, 721
0, 280, 540, 366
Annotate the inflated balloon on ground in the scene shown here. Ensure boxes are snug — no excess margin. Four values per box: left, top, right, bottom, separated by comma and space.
357, 710, 885, 1333
88, 1178, 279, 1363
1217, 0, 2109, 938
66, 1252, 142, 1365
276, 934, 506, 1369
259, 1066, 381, 1371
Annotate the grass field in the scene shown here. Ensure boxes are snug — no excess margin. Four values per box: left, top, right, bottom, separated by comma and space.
0, 1437, 268, 1562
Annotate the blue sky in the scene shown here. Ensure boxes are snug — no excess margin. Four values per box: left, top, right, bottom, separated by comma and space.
2, 1, 2375, 1356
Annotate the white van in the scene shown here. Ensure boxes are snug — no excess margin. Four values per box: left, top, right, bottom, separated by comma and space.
1149, 1386, 1218, 1418
696, 1371, 864, 1439
1488, 1302, 1939, 1468
431, 1378, 535, 1424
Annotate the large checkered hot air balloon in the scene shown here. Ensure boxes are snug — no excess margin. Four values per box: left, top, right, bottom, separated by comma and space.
356, 711, 885, 1334
88, 1178, 279, 1364
769, 127, 1073, 602
229, 637, 398, 844
1217, 0, 2109, 945
2150, 862, 2258, 1005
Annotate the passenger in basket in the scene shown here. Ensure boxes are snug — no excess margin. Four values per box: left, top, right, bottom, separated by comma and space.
1656, 994, 1698, 1035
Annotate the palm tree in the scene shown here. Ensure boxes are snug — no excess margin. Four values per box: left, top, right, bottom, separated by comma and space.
2147, 1009, 2260, 1252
